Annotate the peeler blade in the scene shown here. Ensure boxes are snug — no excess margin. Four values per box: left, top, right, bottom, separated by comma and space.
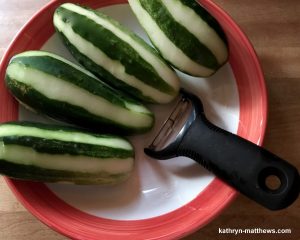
145, 89, 202, 159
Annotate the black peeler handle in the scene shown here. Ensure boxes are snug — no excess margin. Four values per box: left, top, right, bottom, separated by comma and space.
177, 112, 299, 210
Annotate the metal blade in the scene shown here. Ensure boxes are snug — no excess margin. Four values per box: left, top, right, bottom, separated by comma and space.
148, 96, 193, 151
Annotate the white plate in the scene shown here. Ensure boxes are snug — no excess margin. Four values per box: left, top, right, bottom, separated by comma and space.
0, 1, 267, 239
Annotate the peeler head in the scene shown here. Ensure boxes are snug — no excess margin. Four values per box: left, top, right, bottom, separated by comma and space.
144, 89, 204, 159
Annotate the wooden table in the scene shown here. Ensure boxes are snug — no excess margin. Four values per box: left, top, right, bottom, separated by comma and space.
0, 0, 299, 239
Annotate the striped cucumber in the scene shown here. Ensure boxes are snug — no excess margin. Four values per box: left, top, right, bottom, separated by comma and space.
53, 3, 180, 104
128, 0, 229, 77
0, 122, 134, 184
5, 51, 154, 134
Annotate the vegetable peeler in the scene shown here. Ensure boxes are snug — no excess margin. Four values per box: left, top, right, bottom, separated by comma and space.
145, 89, 299, 210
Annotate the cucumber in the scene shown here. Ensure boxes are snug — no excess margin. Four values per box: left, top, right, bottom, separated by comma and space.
5, 51, 154, 134
0, 122, 134, 184
53, 3, 180, 104
128, 0, 228, 77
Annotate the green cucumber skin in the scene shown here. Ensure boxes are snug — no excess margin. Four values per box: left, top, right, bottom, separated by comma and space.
138, 0, 219, 70
0, 122, 134, 184
54, 5, 179, 103
0, 121, 125, 139
178, 0, 228, 46
0, 160, 130, 184
5, 53, 154, 134
10, 55, 142, 108
1, 136, 132, 158
6, 77, 115, 130
130, 0, 229, 77
6, 76, 152, 134
58, 33, 155, 103
0, 121, 134, 157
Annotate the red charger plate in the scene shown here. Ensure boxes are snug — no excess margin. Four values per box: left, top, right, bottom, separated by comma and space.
0, 0, 267, 239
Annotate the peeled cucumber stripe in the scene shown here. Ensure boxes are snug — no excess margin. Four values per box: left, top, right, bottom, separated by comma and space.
179, 0, 228, 43
53, 3, 180, 103
5, 51, 154, 134
128, 0, 228, 77
0, 122, 134, 184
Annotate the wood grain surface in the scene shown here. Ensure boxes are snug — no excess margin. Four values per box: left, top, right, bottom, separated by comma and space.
0, 0, 299, 239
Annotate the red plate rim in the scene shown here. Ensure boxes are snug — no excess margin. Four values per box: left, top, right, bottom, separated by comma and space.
0, 0, 268, 239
